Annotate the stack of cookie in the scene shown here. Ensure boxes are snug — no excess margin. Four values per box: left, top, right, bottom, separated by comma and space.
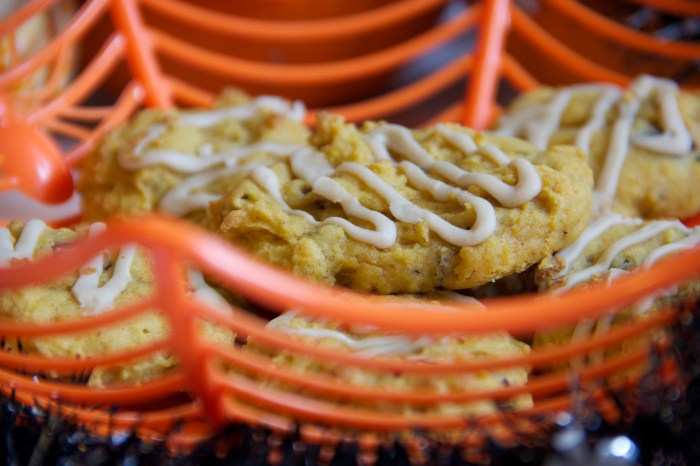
1, 75, 698, 423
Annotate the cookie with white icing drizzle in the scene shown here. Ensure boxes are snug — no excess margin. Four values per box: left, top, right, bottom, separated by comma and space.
244, 308, 531, 418
213, 113, 593, 294
77, 90, 309, 226
0, 220, 235, 387
494, 75, 700, 219
533, 214, 700, 365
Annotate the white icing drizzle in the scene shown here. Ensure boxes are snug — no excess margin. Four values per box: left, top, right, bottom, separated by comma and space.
187, 269, 231, 314
430, 291, 485, 307
0, 219, 47, 267
338, 162, 498, 246
312, 175, 398, 248
575, 86, 622, 154
495, 76, 694, 215
159, 165, 242, 216
365, 124, 542, 208
528, 88, 577, 150
251, 122, 537, 248
631, 77, 693, 154
556, 220, 690, 292
550, 214, 699, 294
248, 121, 542, 248
641, 229, 698, 268
565, 222, 699, 355
594, 81, 647, 211
177, 96, 306, 127
250, 165, 398, 248
289, 147, 334, 184
123, 94, 540, 247
71, 223, 136, 313
552, 213, 643, 279
1, 222, 232, 316
156, 147, 332, 217
267, 312, 435, 358
117, 96, 308, 217
395, 161, 497, 245
121, 140, 302, 173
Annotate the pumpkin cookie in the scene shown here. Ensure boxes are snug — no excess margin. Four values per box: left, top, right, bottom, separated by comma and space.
494, 75, 700, 219
534, 213, 700, 359
245, 309, 532, 419
0, 220, 234, 386
78, 91, 310, 226
212, 113, 593, 294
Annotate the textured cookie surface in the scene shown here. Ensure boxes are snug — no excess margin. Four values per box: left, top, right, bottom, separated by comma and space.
0, 220, 234, 386
494, 75, 700, 219
213, 114, 593, 294
77, 91, 309, 226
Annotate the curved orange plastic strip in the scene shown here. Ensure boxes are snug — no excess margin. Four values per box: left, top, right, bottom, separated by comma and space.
199, 305, 674, 376
510, 7, 630, 86
227, 373, 655, 444
321, 55, 472, 123
462, 0, 509, 130
27, 33, 126, 124
0, 366, 187, 404
0, 384, 206, 435
0, 0, 109, 90
109, 0, 172, 108
43, 119, 91, 140
165, 75, 215, 108
140, 0, 448, 42
0, 297, 158, 337
65, 81, 144, 165
0, 339, 169, 372
204, 316, 669, 406
189, 282, 675, 377
12, 41, 74, 104
212, 344, 657, 431
59, 105, 115, 121
0, 0, 697, 442
144, 247, 230, 428
149, 8, 479, 86
501, 53, 539, 92
1, 216, 694, 336
543, 0, 700, 58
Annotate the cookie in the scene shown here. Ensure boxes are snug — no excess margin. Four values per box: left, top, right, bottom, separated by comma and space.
77, 91, 310, 226
534, 213, 700, 359
212, 113, 593, 294
0, 220, 234, 387
494, 75, 700, 219
245, 310, 532, 418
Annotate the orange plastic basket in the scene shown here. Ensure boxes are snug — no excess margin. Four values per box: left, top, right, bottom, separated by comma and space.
0, 0, 699, 453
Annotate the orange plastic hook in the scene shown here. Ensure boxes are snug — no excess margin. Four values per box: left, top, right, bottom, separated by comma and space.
0, 95, 74, 204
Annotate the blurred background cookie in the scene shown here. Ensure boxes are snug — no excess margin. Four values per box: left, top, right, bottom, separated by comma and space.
494, 75, 700, 219
77, 91, 309, 227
